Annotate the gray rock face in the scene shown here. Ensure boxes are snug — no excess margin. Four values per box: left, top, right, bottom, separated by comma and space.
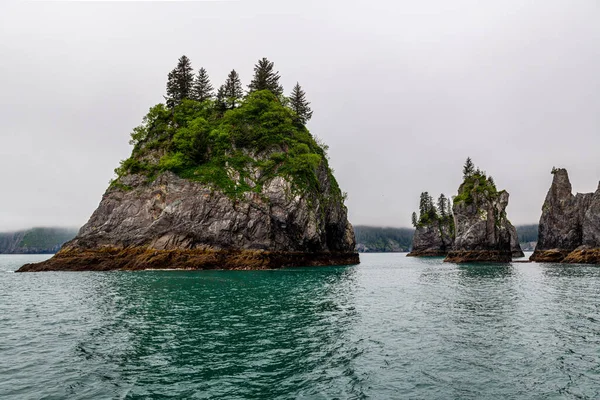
531, 169, 600, 263
445, 189, 513, 263
18, 162, 358, 271
407, 221, 453, 257
535, 169, 593, 251
583, 183, 600, 247
508, 222, 525, 258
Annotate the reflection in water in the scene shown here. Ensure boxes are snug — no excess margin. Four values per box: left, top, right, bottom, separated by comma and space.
75, 267, 362, 399
4, 254, 600, 399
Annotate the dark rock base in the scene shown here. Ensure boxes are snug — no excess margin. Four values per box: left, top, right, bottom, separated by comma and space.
529, 249, 572, 263
406, 250, 448, 257
563, 248, 600, 264
512, 250, 525, 258
16, 247, 360, 272
530, 248, 600, 264
444, 250, 512, 264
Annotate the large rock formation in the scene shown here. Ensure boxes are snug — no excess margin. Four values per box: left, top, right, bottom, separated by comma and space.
18, 88, 359, 272
444, 169, 515, 263
407, 221, 454, 256
530, 169, 600, 264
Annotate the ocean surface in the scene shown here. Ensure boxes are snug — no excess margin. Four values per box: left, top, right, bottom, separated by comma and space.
2, 253, 600, 399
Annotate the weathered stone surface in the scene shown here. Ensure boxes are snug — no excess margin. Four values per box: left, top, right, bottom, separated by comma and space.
407, 221, 453, 257
19, 164, 358, 272
508, 221, 525, 258
531, 169, 600, 264
444, 184, 513, 263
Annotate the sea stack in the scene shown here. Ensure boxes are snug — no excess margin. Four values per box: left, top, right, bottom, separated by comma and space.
530, 168, 600, 264
407, 192, 454, 256
444, 159, 519, 263
18, 58, 359, 272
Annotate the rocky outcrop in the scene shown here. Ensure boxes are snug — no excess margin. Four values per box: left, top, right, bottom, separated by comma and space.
407, 221, 453, 257
531, 169, 600, 264
18, 165, 358, 272
444, 178, 513, 263
508, 222, 525, 257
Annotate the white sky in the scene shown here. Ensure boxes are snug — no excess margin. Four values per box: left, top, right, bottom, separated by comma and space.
1, 0, 599, 231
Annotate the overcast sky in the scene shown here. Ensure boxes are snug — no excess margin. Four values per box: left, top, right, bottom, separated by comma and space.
1, 0, 599, 231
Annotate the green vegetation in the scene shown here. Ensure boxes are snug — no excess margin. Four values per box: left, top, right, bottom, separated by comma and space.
112, 56, 334, 200
247, 57, 283, 97
289, 83, 313, 125
411, 191, 454, 230
354, 226, 414, 252
453, 157, 501, 205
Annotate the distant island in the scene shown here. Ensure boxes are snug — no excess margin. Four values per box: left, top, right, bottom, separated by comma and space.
0, 227, 77, 254
19, 57, 358, 272
354, 224, 537, 254
407, 158, 524, 262
354, 226, 414, 252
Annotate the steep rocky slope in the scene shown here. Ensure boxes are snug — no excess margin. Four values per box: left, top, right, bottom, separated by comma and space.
19, 90, 358, 271
444, 166, 517, 263
531, 169, 600, 263
407, 220, 454, 257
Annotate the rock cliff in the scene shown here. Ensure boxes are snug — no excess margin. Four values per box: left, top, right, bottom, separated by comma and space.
509, 222, 525, 258
444, 167, 515, 263
18, 89, 358, 272
530, 169, 600, 264
407, 221, 454, 256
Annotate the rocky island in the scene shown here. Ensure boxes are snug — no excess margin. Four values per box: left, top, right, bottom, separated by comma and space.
407, 192, 454, 256
530, 168, 600, 264
18, 57, 358, 272
407, 159, 523, 262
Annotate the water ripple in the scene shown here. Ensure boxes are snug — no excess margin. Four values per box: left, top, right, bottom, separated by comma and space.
2, 254, 600, 398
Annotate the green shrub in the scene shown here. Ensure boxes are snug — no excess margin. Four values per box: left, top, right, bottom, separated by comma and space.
113, 90, 340, 201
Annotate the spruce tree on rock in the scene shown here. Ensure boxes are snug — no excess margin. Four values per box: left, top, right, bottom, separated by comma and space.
222, 70, 243, 110
463, 157, 475, 179
191, 67, 214, 102
289, 82, 313, 125
248, 57, 283, 96
215, 86, 227, 114
165, 55, 194, 107
437, 194, 447, 217
411, 212, 418, 228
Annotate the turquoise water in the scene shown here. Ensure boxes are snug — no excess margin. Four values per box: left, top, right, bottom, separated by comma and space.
2, 253, 600, 399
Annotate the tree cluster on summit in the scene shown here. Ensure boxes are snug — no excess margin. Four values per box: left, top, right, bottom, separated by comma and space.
411, 192, 453, 228
165, 56, 313, 125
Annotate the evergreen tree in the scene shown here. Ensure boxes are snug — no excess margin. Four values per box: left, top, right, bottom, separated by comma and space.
488, 176, 496, 188
165, 55, 194, 107
446, 198, 453, 216
191, 67, 214, 102
215, 86, 227, 114
222, 69, 243, 110
426, 193, 437, 220
411, 212, 418, 228
419, 192, 429, 220
463, 157, 475, 179
437, 194, 447, 217
248, 57, 283, 96
289, 82, 313, 125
